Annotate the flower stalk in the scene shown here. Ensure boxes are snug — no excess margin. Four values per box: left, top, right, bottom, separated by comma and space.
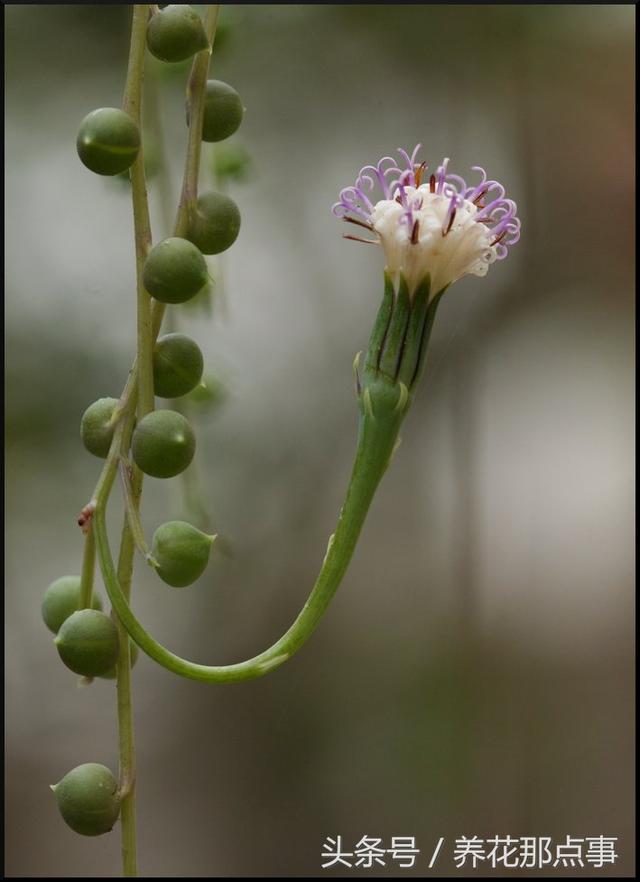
93, 271, 443, 683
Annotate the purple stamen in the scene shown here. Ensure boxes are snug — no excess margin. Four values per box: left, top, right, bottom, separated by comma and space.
333, 146, 520, 262
435, 158, 450, 195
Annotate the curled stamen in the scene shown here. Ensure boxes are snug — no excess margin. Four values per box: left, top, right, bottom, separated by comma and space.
333, 146, 520, 292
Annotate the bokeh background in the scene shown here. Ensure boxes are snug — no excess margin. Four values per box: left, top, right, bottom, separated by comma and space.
5, 4, 635, 877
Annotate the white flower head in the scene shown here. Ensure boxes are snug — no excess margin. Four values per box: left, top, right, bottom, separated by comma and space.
333, 145, 520, 297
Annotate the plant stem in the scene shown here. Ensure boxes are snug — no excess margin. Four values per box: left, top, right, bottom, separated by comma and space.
80, 6, 222, 874
78, 527, 96, 609
115, 4, 152, 874
93, 274, 443, 683
94, 394, 405, 682
115, 518, 138, 876
175, 4, 221, 232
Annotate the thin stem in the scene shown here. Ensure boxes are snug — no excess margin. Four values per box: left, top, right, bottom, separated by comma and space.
175, 5, 221, 234
78, 527, 96, 609
114, 518, 138, 876
119, 460, 158, 566
81, 10, 222, 873
115, 4, 151, 875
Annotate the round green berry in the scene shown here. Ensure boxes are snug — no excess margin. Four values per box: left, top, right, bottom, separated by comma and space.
76, 108, 140, 176
186, 192, 241, 255
42, 576, 103, 634
186, 373, 227, 411
146, 5, 209, 63
153, 334, 204, 399
80, 397, 119, 458
51, 763, 121, 837
131, 410, 196, 479
152, 521, 215, 587
213, 143, 252, 184
55, 610, 120, 678
98, 641, 140, 680
201, 80, 244, 143
143, 238, 208, 304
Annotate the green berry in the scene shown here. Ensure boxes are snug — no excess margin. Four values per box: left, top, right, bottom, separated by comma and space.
98, 641, 140, 680
76, 108, 140, 176
153, 334, 204, 399
55, 610, 120, 678
142, 237, 208, 304
152, 521, 215, 587
186, 373, 227, 411
80, 397, 119, 458
42, 576, 103, 634
201, 80, 244, 143
131, 410, 196, 479
51, 763, 120, 837
212, 143, 252, 184
146, 5, 209, 63
186, 191, 241, 255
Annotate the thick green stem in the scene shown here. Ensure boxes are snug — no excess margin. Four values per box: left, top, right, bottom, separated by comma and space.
93, 273, 442, 685
94, 398, 405, 682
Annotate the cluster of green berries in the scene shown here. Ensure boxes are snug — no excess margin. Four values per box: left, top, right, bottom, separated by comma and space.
52, 4, 243, 840
76, 6, 244, 259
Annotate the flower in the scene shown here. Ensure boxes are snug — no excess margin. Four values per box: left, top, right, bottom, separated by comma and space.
332, 145, 520, 297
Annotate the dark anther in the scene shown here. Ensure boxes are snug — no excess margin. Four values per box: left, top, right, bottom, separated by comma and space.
473, 188, 488, 206
411, 219, 420, 244
343, 215, 374, 231
414, 162, 427, 188
443, 209, 456, 236
429, 174, 436, 194
343, 234, 378, 245
491, 230, 507, 246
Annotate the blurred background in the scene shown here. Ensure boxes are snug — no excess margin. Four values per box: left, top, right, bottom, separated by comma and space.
5, 4, 635, 877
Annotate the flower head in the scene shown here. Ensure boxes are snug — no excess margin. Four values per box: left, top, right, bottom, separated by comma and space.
332, 145, 520, 297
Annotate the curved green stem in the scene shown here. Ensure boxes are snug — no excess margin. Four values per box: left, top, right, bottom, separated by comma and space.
94, 397, 405, 683
94, 272, 442, 685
